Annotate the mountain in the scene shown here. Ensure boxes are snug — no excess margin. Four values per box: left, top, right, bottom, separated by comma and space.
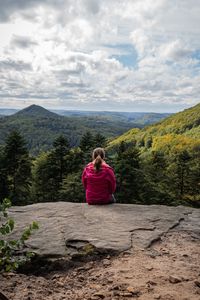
0, 106, 171, 126
0, 105, 173, 155
0, 105, 136, 155
108, 103, 200, 153
15, 104, 58, 118
52, 109, 171, 126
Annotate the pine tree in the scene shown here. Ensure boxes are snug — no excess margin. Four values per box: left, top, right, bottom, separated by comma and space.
60, 171, 85, 202
146, 151, 169, 189
4, 130, 31, 205
94, 133, 106, 148
141, 151, 173, 205
79, 131, 94, 152
79, 131, 95, 164
114, 144, 141, 203
167, 150, 191, 201
117, 141, 127, 157
32, 152, 60, 202
188, 150, 200, 205
0, 147, 8, 202
32, 136, 70, 202
52, 135, 70, 182
65, 147, 84, 173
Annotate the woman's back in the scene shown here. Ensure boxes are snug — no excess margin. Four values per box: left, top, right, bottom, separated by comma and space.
82, 148, 116, 205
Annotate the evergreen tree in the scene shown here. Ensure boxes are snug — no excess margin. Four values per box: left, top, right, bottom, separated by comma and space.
167, 150, 191, 201
94, 133, 106, 148
144, 151, 168, 189
79, 131, 94, 152
32, 152, 60, 202
117, 141, 127, 157
114, 144, 141, 203
60, 171, 85, 202
32, 136, 70, 202
141, 151, 173, 205
79, 131, 95, 164
65, 147, 84, 173
187, 151, 200, 205
4, 130, 31, 205
0, 147, 8, 202
52, 135, 70, 182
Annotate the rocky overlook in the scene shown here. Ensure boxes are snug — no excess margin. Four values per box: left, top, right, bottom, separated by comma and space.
9, 202, 199, 258
1, 203, 200, 300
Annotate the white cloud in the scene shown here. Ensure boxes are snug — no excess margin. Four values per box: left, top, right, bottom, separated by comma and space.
130, 29, 149, 57
159, 40, 193, 61
0, 0, 199, 112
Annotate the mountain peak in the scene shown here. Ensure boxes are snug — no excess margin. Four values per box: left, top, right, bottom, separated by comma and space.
15, 104, 59, 118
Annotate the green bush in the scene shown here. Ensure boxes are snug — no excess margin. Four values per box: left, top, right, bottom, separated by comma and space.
0, 198, 39, 272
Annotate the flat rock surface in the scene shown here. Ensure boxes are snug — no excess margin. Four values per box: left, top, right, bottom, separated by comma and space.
8, 202, 200, 258
1, 203, 200, 300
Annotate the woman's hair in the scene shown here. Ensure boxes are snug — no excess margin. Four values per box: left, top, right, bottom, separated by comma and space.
92, 148, 105, 171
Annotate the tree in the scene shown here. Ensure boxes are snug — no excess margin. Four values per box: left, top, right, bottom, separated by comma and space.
4, 131, 31, 205
141, 151, 173, 205
59, 171, 85, 202
32, 136, 73, 202
32, 152, 61, 202
187, 150, 200, 205
0, 147, 8, 202
93, 133, 106, 148
79, 131, 95, 164
167, 150, 191, 200
114, 144, 141, 203
117, 141, 127, 157
79, 131, 94, 152
144, 151, 169, 190
65, 147, 84, 173
52, 135, 70, 182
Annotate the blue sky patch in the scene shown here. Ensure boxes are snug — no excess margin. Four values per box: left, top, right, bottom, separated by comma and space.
104, 43, 138, 68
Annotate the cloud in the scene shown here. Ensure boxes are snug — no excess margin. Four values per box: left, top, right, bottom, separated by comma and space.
130, 29, 149, 57
0, 59, 32, 71
11, 35, 38, 49
0, 0, 199, 112
0, 0, 67, 22
159, 40, 193, 61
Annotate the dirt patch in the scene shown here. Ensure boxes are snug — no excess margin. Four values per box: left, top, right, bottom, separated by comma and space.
0, 232, 200, 300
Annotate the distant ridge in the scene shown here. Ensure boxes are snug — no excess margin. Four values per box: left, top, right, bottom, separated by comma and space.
108, 102, 200, 152
0, 108, 18, 116
0, 104, 185, 155
15, 104, 59, 118
0, 104, 137, 154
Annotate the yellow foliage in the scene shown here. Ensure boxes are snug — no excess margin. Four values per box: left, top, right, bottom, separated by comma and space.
107, 103, 200, 155
152, 134, 200, 154
107, 128, 140, 149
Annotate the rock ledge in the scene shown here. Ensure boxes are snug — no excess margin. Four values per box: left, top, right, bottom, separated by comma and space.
9, 202, 200, 258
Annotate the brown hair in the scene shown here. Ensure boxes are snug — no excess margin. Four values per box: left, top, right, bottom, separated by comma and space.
92, 148, 105, 171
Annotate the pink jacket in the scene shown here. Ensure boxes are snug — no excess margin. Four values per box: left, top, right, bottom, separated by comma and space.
82, 162, 116, 205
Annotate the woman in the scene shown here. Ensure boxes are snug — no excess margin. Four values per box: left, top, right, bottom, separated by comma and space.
82, 148, 116, 205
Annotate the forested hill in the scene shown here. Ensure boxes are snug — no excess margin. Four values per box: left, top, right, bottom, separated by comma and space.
15, 104, 59, 118
1, 103, 199, 207
108, 102, 200, 153
0, 105, 133, 155
0, 105, 170, 155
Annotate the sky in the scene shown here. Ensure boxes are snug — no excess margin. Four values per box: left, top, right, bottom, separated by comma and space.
0, 0, 200, 112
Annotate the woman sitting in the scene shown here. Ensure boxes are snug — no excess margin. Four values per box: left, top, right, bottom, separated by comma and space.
82, 148, 116, 205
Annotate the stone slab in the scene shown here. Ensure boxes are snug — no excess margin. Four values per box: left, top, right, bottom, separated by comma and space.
7, 202, 200, 258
